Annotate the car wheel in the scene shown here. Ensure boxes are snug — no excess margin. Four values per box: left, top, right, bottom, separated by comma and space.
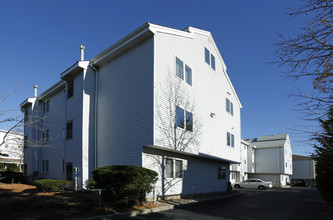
234, 184, 240, 188
258, 185, 266, 190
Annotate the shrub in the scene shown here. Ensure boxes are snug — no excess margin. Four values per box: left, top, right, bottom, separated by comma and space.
33, 179, 72, 192
0, 170, 27, 184
89, 165, 158, 202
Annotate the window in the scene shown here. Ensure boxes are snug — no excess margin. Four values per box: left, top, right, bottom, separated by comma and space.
176, 57, 184, 80
62, 159, 65, 173
185, 65, 192, 86
175, 160, 183, 178
205, 47, 216, 70
176, 57, 192, 86
42, 130, 49, 143
205, 47, 210, 64
217, 165, 222, 179
165, 158, 174, 178
67, 79, 74, 98
166, 158, 183, 178
222, 166, 226, 179
227, 132, 235, 147
66, 121, 73, 140
176, 107, 185, 128
211, 54, 215, 70
186, 111, 193, 132
218, 165, 226, 179
227, 132, 231, 146
42, 100, 49, 114
226, 98, 234, 115
42, 160, 49, 173
176, 106, 193, 132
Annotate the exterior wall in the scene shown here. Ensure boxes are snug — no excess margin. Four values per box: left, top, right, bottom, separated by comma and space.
38, 87, 66, 180
23, 98, 38, 175
247, 146, 255, 173
143, 147, 229, 199
283, 137, 293, 175
292, 158, 316, 180
255, 148, 282, 173
154, 31, 241, 162
97, 37, 154, 167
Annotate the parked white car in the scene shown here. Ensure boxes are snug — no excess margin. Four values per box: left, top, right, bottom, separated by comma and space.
233, 178, 273, 190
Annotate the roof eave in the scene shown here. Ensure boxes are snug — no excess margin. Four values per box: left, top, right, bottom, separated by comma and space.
143, 145, 240, 164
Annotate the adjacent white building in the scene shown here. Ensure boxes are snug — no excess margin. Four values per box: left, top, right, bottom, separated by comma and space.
0, 130, 24, 171
21, 23, 242, 198
245, 134, 293, 186
230, 140, 255, 184
291, 154, 316, 186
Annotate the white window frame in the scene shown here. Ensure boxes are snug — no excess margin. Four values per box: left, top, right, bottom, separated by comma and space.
176, 106, 193, 132
226, 98, 234, 115
165, 158, 183, 179
176, 57, 192, 86
227, 132, 235, 147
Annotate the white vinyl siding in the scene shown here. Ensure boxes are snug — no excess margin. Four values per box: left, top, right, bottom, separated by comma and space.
97, 37, 154, 167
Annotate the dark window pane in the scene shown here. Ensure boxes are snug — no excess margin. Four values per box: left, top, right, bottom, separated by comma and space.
226, 98, 230, 113
227, 132, 231, 146
211, 54, 215, 70
66, 121, 73, 140
176, 106, 185, 128
186, 111, 193, 132
217, 165, 222, 179
205, 48, 210, 64
185, 65, 192, 86
231, 134, 235, 147
176, 58, 184, 79
230, 102, 233, 115
67, 79, 74, 98
222, 166, 226, 179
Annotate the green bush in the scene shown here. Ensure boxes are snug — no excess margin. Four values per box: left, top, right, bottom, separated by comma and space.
33, 179, 72, 192
0, 170, 27, 184
0, 163, 20, 172
88, 165, 158, 202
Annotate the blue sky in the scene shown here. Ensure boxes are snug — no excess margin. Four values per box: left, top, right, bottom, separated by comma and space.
0, 0, 317, 155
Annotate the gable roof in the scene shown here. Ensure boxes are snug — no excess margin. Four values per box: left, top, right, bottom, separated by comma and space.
91, 22, 242, 108
246, 134, 289, 149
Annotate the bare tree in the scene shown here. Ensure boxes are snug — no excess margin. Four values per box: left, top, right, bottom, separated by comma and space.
274, 0, 333, 119
155, 76, 202, 153
146, 73, 202, 199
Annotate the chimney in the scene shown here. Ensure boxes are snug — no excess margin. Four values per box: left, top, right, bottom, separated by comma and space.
80, 44, 85, 61
33, 85, 38, 97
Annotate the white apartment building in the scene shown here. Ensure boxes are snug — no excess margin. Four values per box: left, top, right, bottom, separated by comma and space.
230, 139, 256, 184
291, 154, 316, 186
0, 130, 24, 171
21, 23, 242, 197
245, 134, 293, 186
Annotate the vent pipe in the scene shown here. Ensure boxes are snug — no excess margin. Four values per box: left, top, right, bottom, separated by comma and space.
33, 85, 38, 97
80, 44, 85, 61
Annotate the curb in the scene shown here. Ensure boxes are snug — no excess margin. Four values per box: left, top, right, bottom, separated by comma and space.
79, 192, 241, 220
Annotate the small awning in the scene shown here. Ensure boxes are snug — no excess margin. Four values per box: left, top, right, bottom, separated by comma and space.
143, 145, 240, 164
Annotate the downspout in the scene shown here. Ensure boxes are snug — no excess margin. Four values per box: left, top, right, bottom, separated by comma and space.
89, 62, 98, 169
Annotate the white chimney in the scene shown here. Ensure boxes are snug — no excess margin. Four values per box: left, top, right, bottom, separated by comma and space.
33, 85, 38, 97
80, 44, 85, 61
